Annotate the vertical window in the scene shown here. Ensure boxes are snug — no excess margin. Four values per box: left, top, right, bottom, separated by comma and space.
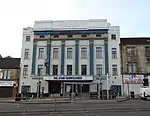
38, 48, 44, 59
96, 64, 102, 76
112, 48, 117, 59
53, 48, 59, 59
145, 46, 150, 57
127, 62, 137, 73
67, 65, 72, 75
96, 47, 102, 59
146, 58, 150, 73
111, 34, 116, 40
37, 65, 43, 76
126, 46, 136, 56
81, 47, 87, 59
23, 65, 28, 76
25, 36, 30, 41
67, 48, 73, 59
81, 65, 87, 75
112, 64, 118, 76
24, 49, 29, 59
53, 65, 58, 75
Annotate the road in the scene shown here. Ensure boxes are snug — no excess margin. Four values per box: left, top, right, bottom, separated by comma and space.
0, 100, 150, 116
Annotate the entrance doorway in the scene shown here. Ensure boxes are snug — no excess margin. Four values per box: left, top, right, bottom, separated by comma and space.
48, 81, 61, 94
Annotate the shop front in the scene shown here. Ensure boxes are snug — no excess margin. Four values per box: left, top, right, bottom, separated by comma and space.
43, 75, 93, 96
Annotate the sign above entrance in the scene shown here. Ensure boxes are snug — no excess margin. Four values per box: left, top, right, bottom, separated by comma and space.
43, 76, 93, 81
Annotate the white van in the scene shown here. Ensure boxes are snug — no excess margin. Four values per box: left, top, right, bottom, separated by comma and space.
140, 86, 150, 100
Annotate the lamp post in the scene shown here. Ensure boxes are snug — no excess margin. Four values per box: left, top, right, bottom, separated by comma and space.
120, 43, 125, 96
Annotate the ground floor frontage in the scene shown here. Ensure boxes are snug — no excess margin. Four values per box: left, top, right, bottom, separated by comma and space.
0, 81, 18, 98
19, 75, 122, 99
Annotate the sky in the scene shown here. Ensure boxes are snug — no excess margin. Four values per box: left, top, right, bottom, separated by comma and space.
0, 0, 150, 58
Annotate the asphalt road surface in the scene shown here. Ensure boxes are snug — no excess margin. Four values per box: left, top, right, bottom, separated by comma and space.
0, 100, 150, 116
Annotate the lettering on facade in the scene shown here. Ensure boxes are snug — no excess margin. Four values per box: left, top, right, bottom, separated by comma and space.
53, 76, 82, 80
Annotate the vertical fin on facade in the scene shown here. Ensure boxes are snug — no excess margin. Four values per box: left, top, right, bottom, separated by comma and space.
61, 40, 65, 75
104, 40, 109, 74
31, 40, 37, 74
46, 40, 51, 75
75, 40, 79, 75
89, 40, 94, 75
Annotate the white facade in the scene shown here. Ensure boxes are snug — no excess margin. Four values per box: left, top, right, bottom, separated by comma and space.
19, 19, 121, 95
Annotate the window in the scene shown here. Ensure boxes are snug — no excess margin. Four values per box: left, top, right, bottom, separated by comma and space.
37, 65, 43, 76
112, 64, 118, 76
111, 34, 116, 40
54, 35, 59, 38
145, 46, 150, 57
67, 48, 72, 59
96, 34, 101, 37
68, 35, 73, 38
53, 48, 59, 59
96, 47, 102, 59
127, 62, 137, 73
81, 34, 87, 37
96, 64, 102, 76
53, 65, 58, 75
112, 48, 117, 59
81, 47, 87, 59
81, 65, 87, 75
26, 36, 30, 41
38, 48, 44, 59
67, 65, 72, 75
24, 49, 29, 59
39, 35, 44, 38
126, 46, 136, 56
23, 65, 28, 76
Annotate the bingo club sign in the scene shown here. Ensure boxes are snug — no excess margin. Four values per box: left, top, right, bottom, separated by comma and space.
123, 75, 143, 84
53, 76, 83, 80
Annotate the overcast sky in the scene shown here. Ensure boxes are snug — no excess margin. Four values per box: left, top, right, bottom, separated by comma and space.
0, 0, 150, 57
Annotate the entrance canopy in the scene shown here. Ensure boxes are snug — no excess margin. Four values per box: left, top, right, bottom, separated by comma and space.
43, 75, 93, 81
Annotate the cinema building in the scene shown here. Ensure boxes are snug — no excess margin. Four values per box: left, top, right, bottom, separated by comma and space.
19, 19, 121, 97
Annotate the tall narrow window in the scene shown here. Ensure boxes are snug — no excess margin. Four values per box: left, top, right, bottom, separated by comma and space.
37, 65, 43, 76
112, 64, 118, 76
81, 47, 87, 59
127, 62, 137, 73
112, 48, 117, 59
146, 58, 150, 73
96, 47, 102, 59
53, 48, 59, 59
81, 65, 87, 75
67, 48, 73, 59
53, 65, 58, 75
38, 48, 44, 59
67, 65, 72, 75
96, 64, 102, 76
126, 46, 136, 56
145, 46, 150, 57
24, 49, 29, 59
23, 65, 28, 76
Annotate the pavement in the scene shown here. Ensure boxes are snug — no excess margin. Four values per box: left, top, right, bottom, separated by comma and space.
0, 99, 150, 116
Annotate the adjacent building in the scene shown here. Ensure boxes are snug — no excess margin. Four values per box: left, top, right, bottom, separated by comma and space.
120, 37, 150, 96
0, 57, 20, 98
19, 19, 121, 98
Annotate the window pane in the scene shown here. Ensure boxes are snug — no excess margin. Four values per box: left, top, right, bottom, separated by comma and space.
112, 48, 117, 59
67, 48, 72, 59
53, 48, 59, 59
96, 47, 102, 59
81, 47, 87, 59
112, 64, 118, 75
147, 63, 150, 73
53, 65, 58, 75
67, 65, 72, 75
38, 48, 44, 59
81, 65, 87, 75
96, 64, 102, 76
